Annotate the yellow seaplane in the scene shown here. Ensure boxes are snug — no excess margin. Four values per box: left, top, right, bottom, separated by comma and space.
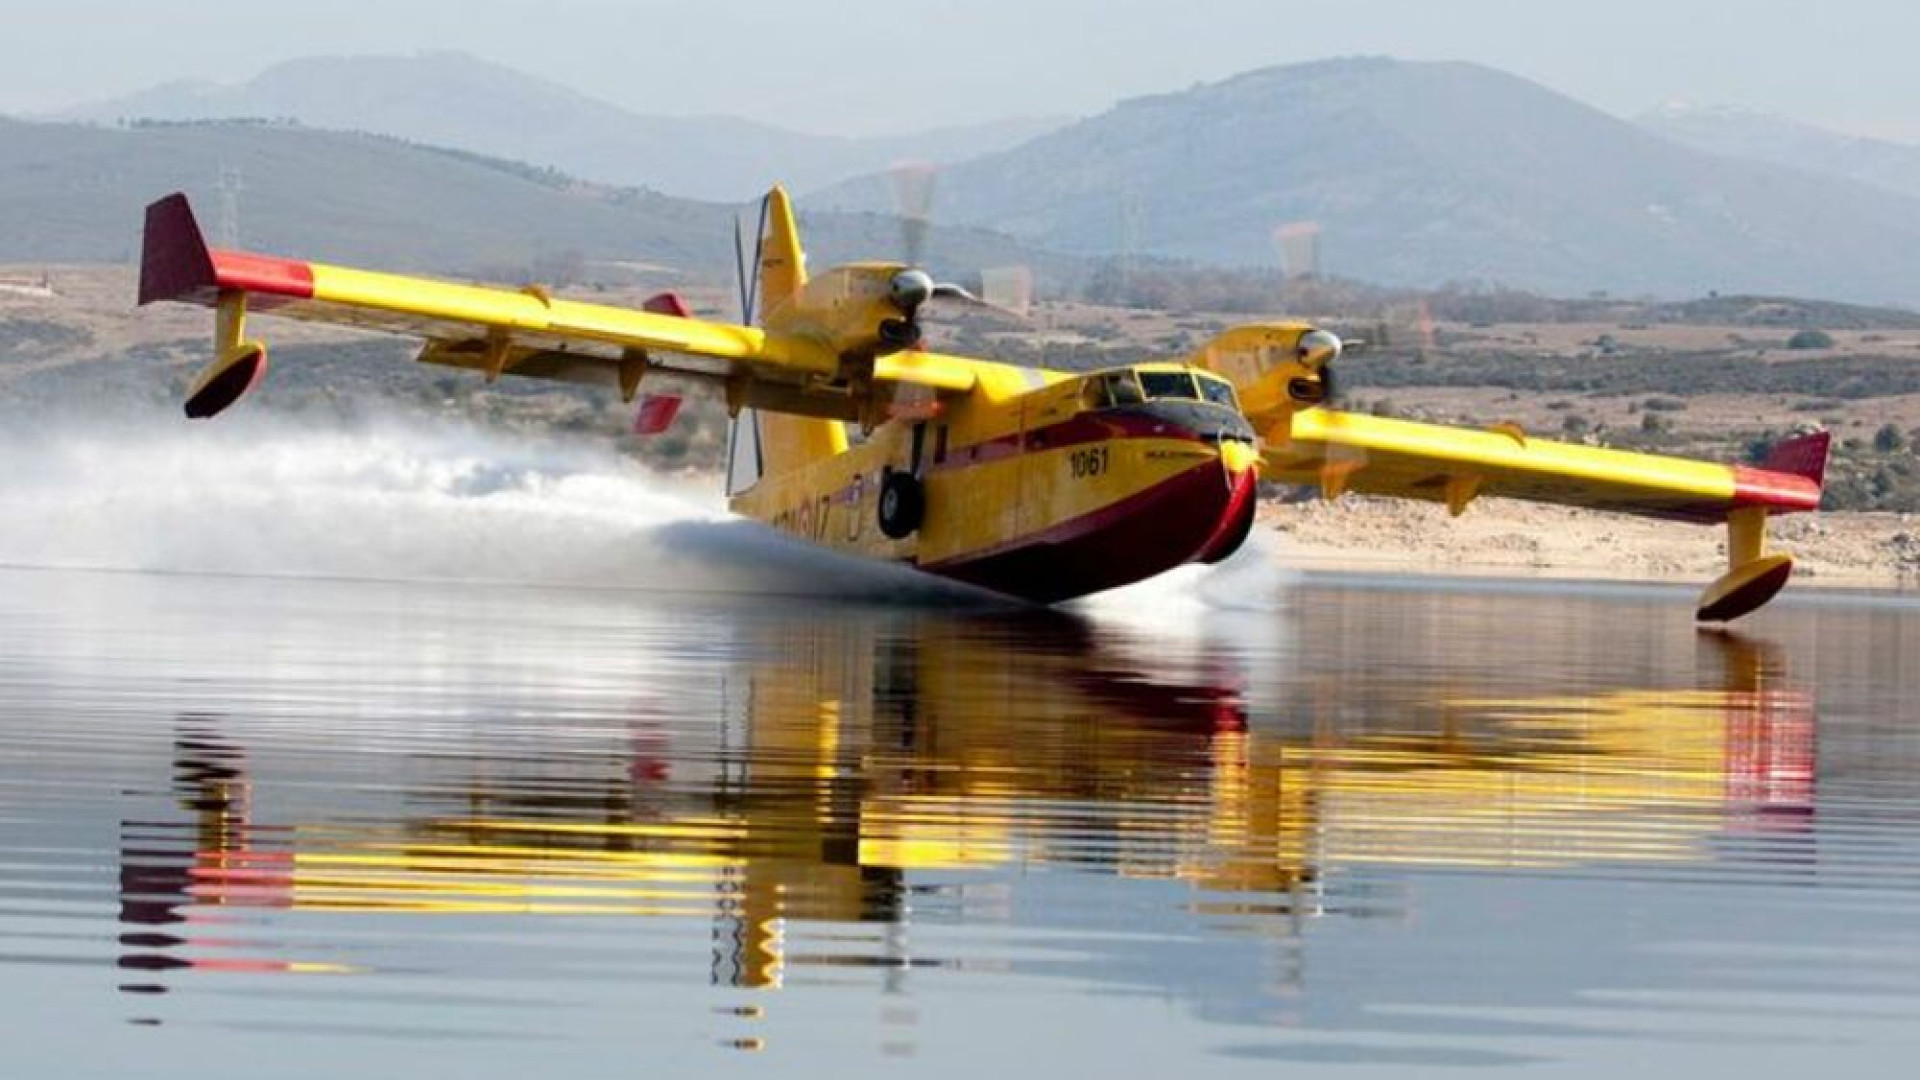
138, 187, 1827, 620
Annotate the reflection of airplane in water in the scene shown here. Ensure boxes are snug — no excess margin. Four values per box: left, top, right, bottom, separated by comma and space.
119, 619, 1813, 997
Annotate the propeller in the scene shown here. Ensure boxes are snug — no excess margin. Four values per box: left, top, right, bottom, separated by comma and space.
733, 194, 770, 324
885, 162, 1031, 327
723, 194, 772, 491
1298, 328, 1343, 370
1297, 327, 1345, 406
890, 162, 938, 270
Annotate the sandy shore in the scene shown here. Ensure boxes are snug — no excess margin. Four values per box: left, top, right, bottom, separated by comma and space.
1264, 497, 1920, 590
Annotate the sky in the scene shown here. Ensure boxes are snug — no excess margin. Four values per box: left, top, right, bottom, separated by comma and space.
2, 0, 1917, 140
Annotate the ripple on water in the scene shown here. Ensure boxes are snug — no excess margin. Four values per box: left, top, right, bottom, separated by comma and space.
1, 566, 1919, 1076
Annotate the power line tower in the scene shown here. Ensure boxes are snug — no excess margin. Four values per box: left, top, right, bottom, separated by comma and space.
215, 164, 245, 249
1118, 191, 1144, 291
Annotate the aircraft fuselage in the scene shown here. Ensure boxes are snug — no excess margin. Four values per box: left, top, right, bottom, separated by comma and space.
729, 360, 1260, 603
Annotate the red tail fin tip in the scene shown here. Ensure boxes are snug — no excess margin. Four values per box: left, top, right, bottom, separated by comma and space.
642, 292, 693, 318
632, 393, 683, 436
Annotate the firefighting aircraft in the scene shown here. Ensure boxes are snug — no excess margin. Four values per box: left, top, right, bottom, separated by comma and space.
138, 187, 1827, 620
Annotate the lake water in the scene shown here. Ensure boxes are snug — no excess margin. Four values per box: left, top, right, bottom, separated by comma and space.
3, 559, 1918, 1078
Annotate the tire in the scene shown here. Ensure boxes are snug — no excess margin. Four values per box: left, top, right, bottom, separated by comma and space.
877, 471, 925, 539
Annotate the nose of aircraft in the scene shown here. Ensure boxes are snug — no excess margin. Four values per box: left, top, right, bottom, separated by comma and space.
1218, 437, 1260, 479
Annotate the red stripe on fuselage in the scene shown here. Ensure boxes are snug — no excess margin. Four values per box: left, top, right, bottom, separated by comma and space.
930, 410, 1204, 472
1731, 467, 1822, 514
210, 250, 316, 300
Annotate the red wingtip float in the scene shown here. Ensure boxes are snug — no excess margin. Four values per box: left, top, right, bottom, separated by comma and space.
137, 187, 1830, 617
183, 341, 269, 420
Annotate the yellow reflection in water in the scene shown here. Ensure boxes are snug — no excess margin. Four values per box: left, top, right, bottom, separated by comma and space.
119, 617, 1811, 994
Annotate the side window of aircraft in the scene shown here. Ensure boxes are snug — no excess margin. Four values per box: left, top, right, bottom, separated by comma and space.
1198, 376, 1238, 409
1139, 371, 1199, 401
1104, 372, 1146, 405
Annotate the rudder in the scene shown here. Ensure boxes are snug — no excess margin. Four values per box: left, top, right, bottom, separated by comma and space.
748, 186, 848, 479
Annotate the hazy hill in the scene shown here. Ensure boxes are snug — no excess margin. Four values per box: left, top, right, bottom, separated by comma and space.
1638, 104, 1920, 202
52, 52, 1066, 200
812, 58, 1920, 305
0, 116, 1066, 280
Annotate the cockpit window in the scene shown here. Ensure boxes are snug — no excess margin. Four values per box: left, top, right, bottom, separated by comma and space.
1091, 369, 1236, 408
1139, 371, 1199, 401
1102, 371, 1146, 405
1197, 375, 1238, 408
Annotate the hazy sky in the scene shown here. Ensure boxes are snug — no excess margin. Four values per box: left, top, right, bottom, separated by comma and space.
4, 0, 1917, 139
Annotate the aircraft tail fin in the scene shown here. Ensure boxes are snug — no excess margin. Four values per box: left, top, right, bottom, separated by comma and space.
747, 185, 847, 479
756, 186, 807, 324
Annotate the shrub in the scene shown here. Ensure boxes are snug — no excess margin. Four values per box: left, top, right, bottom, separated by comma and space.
1787, 329, 1835, 350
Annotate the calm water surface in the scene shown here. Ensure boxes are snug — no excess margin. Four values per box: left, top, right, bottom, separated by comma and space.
2, 566, 1918, 1077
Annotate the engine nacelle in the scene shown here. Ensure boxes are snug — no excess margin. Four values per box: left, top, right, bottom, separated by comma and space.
1182, 323, 1340, 424
763, 264, 925, 366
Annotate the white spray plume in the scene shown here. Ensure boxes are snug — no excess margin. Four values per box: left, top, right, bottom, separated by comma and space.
1072, 526, 1295, 621
0, 410, 1297, 634
0, 413, 982, 603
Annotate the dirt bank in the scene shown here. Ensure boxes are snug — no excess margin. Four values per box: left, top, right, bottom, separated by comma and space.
1264, 496, 1920, 589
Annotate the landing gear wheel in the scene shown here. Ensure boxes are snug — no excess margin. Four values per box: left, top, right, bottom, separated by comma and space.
878, 471, 925, 540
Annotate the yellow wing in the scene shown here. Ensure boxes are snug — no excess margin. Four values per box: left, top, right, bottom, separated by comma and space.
1181, 323, 1824, 525
1267, 408, 1825, 524
1262, 406, 1829, 622
137, 193, 978, 420
1185, 322, 1830, 619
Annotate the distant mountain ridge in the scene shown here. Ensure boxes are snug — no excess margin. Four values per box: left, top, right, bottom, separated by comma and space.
25, 54, 1920, 307
811, 58, 1920, 305
1637, 103, 1920, 202
51, 52, 1068, 200
0, 115, 1065, 279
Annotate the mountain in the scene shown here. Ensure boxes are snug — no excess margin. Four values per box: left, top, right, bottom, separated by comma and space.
811, 58, 1920, 305
0, 116, 1066, 279
51, 52, 1067, 200
1638, 104, 1920, 202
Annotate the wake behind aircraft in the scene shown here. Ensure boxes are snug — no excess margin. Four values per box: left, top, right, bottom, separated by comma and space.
138, 188, 1826, 620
